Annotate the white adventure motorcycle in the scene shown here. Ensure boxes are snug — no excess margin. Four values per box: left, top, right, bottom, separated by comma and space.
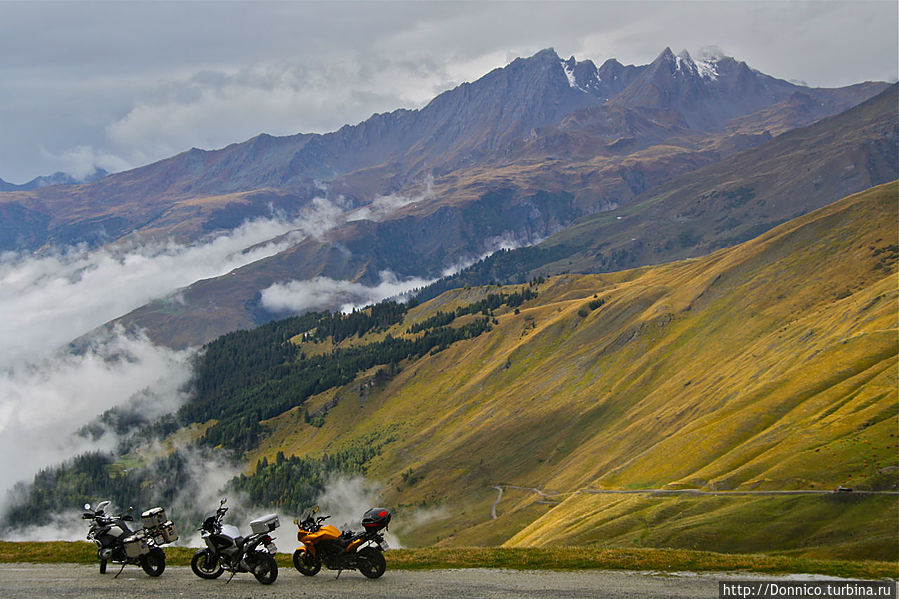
82, 500, 178, 576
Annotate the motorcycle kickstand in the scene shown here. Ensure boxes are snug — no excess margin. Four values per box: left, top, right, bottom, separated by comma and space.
336, 568, 343, 579
225, 570, 237, 584
113, 563, 126, 579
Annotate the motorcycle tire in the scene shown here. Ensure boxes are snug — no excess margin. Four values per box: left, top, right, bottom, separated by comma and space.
99, 559, 107, 574
252, 553, 278, 585
357, 547, 386, 579
190, 549, 224, 579
140, 548, 166, 577
292, 548, 321, 576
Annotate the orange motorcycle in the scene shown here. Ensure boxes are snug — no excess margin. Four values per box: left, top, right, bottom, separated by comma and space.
292, 506, 391, 579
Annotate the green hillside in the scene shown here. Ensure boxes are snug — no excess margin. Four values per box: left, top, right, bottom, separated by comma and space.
8, 183, 895, 561
246, 182, 897, 559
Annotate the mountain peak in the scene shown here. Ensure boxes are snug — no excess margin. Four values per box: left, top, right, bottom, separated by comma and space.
513, 47, 560, 67
533, 47, 560, 59
657, 47, 676, 62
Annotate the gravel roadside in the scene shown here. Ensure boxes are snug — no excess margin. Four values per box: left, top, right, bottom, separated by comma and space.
0, 562, 823, 598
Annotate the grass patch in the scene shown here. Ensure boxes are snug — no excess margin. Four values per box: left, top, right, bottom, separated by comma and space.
0, 542, 895, 579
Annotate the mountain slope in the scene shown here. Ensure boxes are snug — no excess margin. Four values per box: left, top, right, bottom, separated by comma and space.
420, 83, 898, 295
107, 81, 898, 349
6, 183, 896, 559
243, 182, 897, 558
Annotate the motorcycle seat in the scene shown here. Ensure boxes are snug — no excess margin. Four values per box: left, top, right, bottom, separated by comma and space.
234, 536, 245, 547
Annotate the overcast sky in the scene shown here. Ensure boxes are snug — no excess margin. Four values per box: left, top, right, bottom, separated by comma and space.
0, 0, 896, 184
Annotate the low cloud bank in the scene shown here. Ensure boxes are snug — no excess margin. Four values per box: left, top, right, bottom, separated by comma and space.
0, 209, 332, 513
346, 175, 433, 223
0, 329, 194, 514
260, 270, 434, 315
0, 214, 316, 368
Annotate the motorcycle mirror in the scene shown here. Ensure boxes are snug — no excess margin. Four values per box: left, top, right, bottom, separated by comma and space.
220, 498, 227, 505
312, 506, 319, 514
293, 519, 299, 525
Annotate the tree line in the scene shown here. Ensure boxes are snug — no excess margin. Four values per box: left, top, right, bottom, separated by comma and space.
183, 288, 537, 453
232, 431, 392, 514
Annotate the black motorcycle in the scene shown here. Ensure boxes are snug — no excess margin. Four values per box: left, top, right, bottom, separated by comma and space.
82, 500, 177, 577
190, 498, 280, 585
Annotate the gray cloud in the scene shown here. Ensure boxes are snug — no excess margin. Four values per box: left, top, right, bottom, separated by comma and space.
0, 1, 895, 183
260, 270, 434, 315
0, 216, 311, 366
0, 207, 346, 504
0, 329, 194, 511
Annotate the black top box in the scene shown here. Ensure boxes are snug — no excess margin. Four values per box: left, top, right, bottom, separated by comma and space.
361, 507, 391, 531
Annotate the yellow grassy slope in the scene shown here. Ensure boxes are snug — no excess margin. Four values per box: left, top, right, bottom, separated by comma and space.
256, 181, 898, 557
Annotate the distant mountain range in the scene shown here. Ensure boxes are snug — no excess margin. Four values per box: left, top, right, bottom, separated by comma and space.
1, 48, 894, 348
0, 167, 108, 191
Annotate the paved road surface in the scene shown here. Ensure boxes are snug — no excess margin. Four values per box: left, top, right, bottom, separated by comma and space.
0, 563, 860, 598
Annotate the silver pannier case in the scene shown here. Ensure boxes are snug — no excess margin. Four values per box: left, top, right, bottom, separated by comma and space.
249, 513, 279, 534
160, 520, 179, 543
141, 507, 166, 529
123, 535, 150, 558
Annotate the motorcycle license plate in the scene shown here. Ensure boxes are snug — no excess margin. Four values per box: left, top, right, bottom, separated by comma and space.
379, 541, 390, 551
265, 543, 277, 554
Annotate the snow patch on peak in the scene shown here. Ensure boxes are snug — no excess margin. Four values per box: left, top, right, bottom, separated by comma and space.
674, 52, 696, 75
560, 58, 596, 94
695, 46, 724, 80
674, 49, 719, 80
695, 58, 719, 80
561, 59, 578, 89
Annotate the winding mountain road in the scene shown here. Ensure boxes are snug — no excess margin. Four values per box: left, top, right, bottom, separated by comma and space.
489, 484, 899, 519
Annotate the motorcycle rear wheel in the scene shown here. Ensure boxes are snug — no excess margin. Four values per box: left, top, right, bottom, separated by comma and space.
252, 553, 278, 585
357, 547, 386, 579
292, 548, 321, 576
140, 548, 166, 577
190, 549, 224, 579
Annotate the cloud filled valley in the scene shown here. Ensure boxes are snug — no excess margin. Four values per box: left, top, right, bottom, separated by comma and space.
0, 191, 456, 535
0, 214, 311, 513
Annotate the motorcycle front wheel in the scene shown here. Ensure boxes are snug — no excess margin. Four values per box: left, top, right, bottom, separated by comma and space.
357, 547, 386, 579
252, 553, 278, 585
140, 548, 166, 577
190, 549, 224, 579
292, 548, 321, 576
